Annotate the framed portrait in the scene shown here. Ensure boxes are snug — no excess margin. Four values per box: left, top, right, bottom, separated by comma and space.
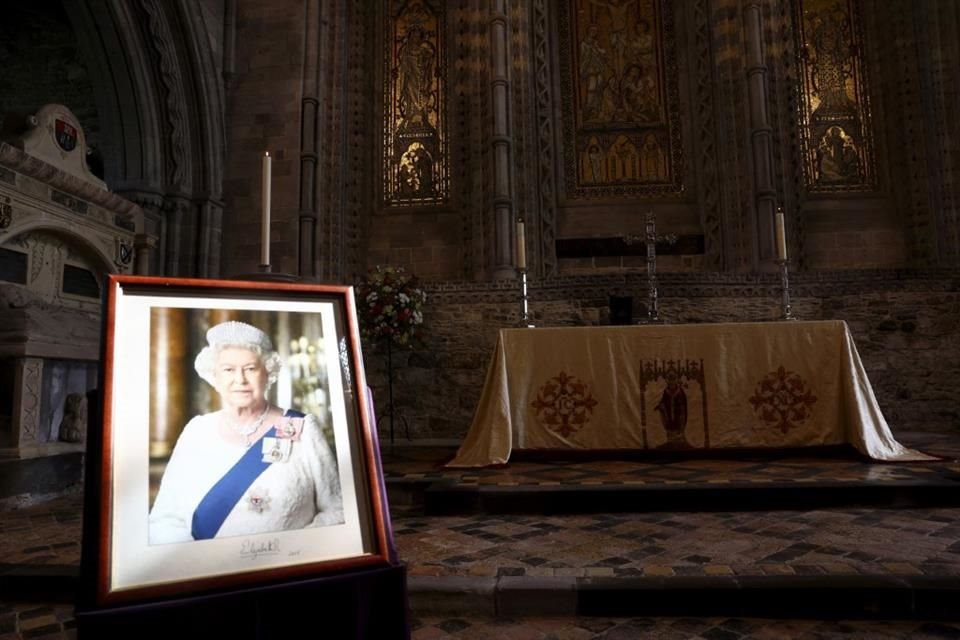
85, 275, 394, 606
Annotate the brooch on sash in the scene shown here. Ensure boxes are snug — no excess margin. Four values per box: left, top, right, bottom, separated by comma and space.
276, 417, 304, 441
262, 437, 293, 463
261, 417, 303, 463
247, 487, 271, 513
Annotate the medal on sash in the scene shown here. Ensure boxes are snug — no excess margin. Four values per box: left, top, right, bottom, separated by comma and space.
246, 487, 271, 513
261, 436, 292, 463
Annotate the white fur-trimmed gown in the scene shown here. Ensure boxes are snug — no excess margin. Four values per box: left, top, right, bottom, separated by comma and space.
148, 410, 344, 545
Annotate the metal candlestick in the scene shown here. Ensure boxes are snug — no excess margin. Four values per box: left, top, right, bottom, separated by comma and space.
623, 212, 677, 323
518, 268, 534, 328
644, 211, 660, 323
776, 259, 795, 321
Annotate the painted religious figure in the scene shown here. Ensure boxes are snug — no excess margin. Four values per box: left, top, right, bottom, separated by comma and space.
797, 0, 874, 190
397, 26, 436, 131
385, 0, 447, 204
397, 142, 435, 198
808, 7, 856, 117
817, 125, 861, 183
566, 0, 679, 194
579, 24, 609, 122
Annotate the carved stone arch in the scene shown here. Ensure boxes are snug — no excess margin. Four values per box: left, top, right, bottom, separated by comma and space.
64, 1, 164, 190
5, 224, 115, 275
62, 0, 225, 278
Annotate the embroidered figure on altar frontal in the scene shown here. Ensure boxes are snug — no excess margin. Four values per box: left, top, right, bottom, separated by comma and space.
655, 369, 688, 447
639, 358, 709, 450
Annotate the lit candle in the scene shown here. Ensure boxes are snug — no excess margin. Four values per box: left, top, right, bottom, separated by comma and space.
261, 151, 272, 266
774, 207, 787, 262
516, 219, 527, 271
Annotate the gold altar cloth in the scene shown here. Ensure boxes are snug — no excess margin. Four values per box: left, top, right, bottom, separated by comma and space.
448, 320, 934, 467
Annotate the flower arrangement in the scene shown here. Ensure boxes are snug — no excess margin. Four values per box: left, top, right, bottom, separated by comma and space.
356, 265, 427, 347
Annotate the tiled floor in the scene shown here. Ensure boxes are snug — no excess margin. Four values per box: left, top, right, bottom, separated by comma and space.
4, 607, 960, 640
397, 508, 960, 579
1, 430, 959, 638
409, 616, 960, 639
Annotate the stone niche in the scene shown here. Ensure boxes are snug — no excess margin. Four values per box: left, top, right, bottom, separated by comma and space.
0, 105, 153, 494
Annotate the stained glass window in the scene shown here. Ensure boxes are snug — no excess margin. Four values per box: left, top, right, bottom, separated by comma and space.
384, 0, 448, 205
796, 0, 875, 191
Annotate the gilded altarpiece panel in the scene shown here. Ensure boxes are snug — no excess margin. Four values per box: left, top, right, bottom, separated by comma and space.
383, 0, 449, 205
560, 0, 683, 198
796, 0, 875, 192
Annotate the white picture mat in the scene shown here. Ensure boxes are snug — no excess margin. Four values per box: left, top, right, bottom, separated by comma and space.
107, 285, 370, 593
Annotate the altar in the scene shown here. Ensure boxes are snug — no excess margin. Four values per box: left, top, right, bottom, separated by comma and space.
448, 320, 934, 467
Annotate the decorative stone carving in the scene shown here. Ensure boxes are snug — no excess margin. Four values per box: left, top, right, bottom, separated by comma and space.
533, 0, 558, 278
0, 106, 152, 281
141, 0, 189, 190
4, 105, 106, 191
692, 0, 722, 270
58, 393, 87, 444
14, 357, 43, 447
116, 237, 135, 269
0, 194, 11, 230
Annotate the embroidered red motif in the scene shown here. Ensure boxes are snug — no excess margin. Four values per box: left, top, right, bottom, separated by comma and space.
748, 366, 818, 433
530, 371, 599, 437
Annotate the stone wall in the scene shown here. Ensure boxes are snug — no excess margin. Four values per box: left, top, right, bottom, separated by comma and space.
220, 0, 306, 275
362, 270, 960, 442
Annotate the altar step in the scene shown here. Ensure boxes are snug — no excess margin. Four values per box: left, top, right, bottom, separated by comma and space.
388, 433, 960, 619
402, 476, 960, 516
383, 435, 960, 517
407, 573, 960, 620
7, 566, 960, 624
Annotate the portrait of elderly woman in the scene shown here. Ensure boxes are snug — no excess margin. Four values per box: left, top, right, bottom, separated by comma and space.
148, 320, 345, 545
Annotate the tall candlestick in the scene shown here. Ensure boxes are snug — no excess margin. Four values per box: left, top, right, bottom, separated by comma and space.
644, 210, 659, 323
261, 151, 272, 267
516, 219, 527, 270
774, 207, 787, 262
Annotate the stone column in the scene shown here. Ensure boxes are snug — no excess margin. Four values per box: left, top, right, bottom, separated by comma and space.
298, 0, 321, 279
197, 198, 223, 278
744, 2, 777, 268
135, 233, 157, 276
223, 0, 238, 86
490, 0, 516, 279
12, 357, 43, 452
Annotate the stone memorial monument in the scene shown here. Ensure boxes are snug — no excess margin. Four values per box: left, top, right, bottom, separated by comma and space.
0, 104, 153, 502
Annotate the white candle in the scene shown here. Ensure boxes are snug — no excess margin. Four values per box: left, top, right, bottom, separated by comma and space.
261, 151, 272, 266
774, 208, 787, 262
516, 220, 527, 270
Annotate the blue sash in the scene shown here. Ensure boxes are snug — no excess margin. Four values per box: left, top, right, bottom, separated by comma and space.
191, 409, 305, 540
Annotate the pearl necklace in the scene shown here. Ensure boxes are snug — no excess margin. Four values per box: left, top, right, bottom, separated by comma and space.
226, 404, 270, 447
